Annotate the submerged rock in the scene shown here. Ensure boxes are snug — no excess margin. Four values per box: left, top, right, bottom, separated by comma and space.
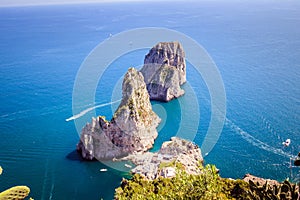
77, 68, 161, 160
140, 41, 186, 102
121, 137, 203, 180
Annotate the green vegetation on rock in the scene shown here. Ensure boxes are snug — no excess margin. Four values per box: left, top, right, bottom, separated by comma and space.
0, 166, 32, 200
158, 160, 184, 171
114, 164, 299, 200
115, 165, 228, 199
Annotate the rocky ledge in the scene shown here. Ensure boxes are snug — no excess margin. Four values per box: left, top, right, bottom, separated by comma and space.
140, 41, 186, 102
77, 68, 161, 160
243, 174, 280, 187
121, 137, 203, 180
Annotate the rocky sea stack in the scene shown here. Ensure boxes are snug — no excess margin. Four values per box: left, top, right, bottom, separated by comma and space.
140, 41, 186, 102
77, 68, 161, 160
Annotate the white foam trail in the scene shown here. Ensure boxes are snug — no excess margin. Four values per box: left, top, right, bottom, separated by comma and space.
49, 183, 54, 200
49, 162, 55, 200
65, 99, 121, 122
226, 118, 294, 158
260, 115, 283, 141
41, 159, 49, 200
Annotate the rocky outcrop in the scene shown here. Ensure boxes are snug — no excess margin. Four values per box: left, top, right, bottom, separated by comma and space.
121, 137, 203, 180
140, 41, 186, 102
77, 68, 161, 160
242, 174, 299, 199
243, 174, 280, 188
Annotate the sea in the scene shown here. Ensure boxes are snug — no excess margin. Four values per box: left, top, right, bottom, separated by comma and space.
0, 1, 299, 199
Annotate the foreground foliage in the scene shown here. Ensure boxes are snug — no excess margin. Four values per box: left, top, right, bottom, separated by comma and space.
115, 165, 229, 199
0, 186, 30, 200
0, 167, 32, 200
115, 164, 299, 200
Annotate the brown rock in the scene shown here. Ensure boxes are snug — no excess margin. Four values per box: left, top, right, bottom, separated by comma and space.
243, 174, 280, 187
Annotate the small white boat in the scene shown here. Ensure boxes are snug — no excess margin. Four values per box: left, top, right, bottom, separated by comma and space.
124, 164, 132, 168
282, 139, 291, 147
100, 168, 107, 172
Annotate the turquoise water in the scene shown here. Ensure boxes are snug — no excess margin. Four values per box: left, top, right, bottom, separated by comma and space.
0, 1, 300, 199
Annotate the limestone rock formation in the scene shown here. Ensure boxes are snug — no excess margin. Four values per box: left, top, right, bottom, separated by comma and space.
77, 68, 161, 160
243, 174, 280, 188
140, 41, 186, 102
122, 137, 203, 180
243, 174, 299, 199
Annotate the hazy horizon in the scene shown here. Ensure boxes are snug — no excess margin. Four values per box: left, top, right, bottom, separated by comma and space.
0, 0, 187, 7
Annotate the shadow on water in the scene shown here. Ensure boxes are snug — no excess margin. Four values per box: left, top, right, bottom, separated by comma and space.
66, 150, 133, 181
66, 150, 86, 162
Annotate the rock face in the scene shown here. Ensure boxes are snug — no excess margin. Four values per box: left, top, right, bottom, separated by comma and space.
122, 137, 203, 180
243, 174, 280, 188
140, 41, 186, 102
77, 68, 161, 160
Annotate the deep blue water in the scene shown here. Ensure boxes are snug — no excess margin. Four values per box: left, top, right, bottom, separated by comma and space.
0, 1, 300, 199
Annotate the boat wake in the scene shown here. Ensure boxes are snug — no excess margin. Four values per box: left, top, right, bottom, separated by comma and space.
65, 99, 121, 122
225, 118, 294, 159
260, 115, 283, 141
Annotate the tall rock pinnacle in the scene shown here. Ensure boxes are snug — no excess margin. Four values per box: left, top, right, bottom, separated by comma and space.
77, 68, 161, 160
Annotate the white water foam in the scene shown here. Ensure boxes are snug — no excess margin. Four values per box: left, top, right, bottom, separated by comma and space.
260, 115, 283, 141
225, 118, 294, 159
65, 99, 121, 122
